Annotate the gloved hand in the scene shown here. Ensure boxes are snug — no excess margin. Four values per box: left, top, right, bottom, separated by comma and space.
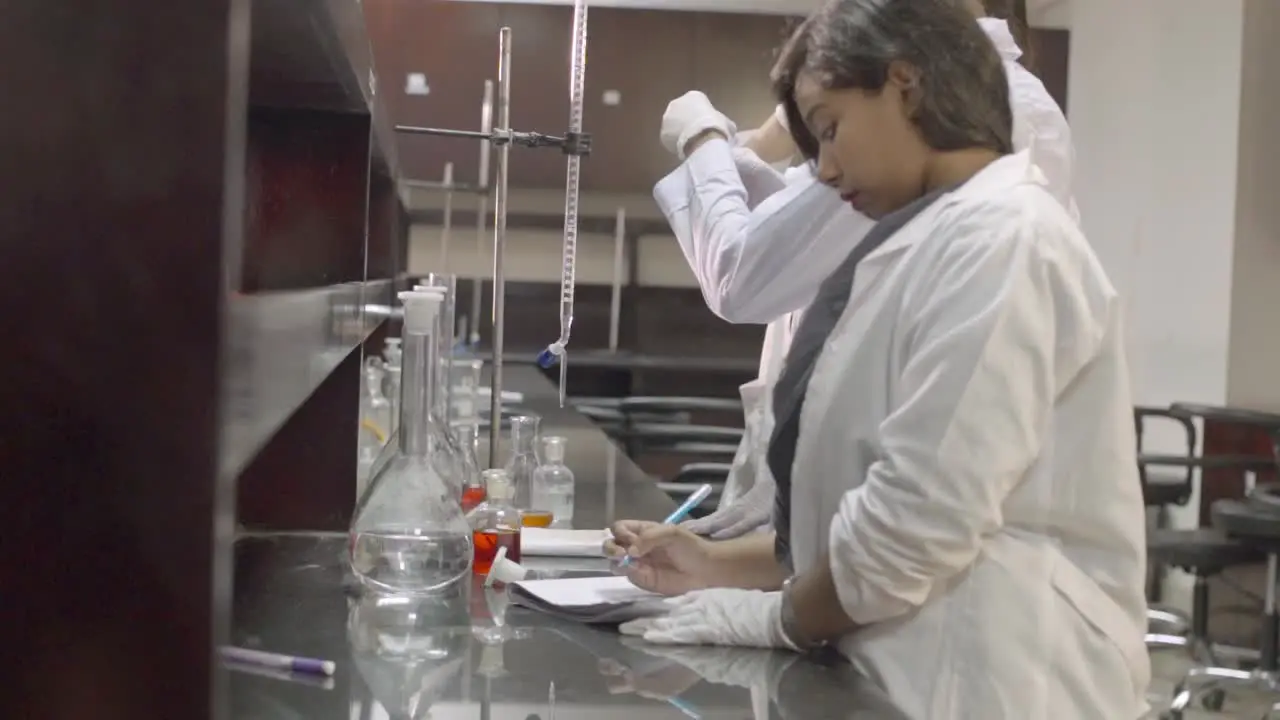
660, 91, 737, 159
730, 147, 787, 209
619, 589, 798, 651
681, 475, 775, 539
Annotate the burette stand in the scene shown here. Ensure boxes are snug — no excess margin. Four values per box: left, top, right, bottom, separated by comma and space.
394, 27, 592, 469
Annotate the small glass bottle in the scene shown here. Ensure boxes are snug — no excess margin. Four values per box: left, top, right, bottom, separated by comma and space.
532, 436, 575, 528
349, 290, 473, 595
504, 415, 542, 511
467, 469, 522, 576
457, 425, 486, 513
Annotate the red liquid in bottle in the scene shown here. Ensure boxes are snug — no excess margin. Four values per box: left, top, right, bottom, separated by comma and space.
461, 486, 487, 513
472, 528, 521, 575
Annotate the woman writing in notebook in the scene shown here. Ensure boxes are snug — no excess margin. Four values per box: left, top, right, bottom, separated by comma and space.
604, 1, 1150, 718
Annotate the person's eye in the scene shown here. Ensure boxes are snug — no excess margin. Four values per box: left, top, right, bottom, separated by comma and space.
820, 122, 838, 142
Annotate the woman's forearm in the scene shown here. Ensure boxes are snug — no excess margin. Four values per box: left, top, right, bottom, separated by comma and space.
705, 533, 788, 591
790, 554, 860, 642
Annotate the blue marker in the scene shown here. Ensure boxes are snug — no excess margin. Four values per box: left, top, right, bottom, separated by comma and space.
618, 484, 713, 568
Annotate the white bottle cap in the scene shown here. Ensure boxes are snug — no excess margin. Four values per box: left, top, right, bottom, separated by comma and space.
484, 545, 528, 587
399, 290, 443, 334
483, 469, 512, 500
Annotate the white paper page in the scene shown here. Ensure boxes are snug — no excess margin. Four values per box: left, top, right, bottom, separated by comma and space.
512, 575, 659, 608
520, 528, 610, 557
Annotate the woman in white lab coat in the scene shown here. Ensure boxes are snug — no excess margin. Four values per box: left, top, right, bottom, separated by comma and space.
670, 0, 1078, 539
608, 0, 1150, 717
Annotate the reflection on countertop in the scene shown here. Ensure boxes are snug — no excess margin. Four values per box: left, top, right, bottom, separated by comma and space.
229, 534, 910, 720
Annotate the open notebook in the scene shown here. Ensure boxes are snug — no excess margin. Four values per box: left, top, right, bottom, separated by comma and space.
510, 575, 670, 624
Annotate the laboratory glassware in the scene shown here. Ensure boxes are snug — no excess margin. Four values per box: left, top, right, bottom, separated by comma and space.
425, 272, 457, 424
467, 469, 522, 576
358, 358, 393, 497
349, 290, 474, 595
451, 358, 484, 428
457, 425, 486, 512
532, 436, 575, 528
503, 414, 542, 510
412, 283, 476, 498
382, 337, 402, 436
348, 592, 470, 720
535, 0, 591, 408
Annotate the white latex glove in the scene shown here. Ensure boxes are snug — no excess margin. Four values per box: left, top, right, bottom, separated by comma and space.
680, 475, 775, 539
730, 147, 788, 209
660, 91, 737, 159
619, 589, 797, 651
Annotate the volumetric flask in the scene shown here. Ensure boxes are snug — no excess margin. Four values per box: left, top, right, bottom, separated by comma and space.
350, 290, 474, 595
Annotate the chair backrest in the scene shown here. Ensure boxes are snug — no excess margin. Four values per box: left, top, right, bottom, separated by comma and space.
1134, 405, 1198, 506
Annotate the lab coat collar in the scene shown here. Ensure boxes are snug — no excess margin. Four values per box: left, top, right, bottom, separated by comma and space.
858, 151, 1038, 267
977, 17, 1023, 62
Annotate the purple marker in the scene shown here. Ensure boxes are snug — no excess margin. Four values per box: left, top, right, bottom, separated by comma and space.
219, 646, 336, 677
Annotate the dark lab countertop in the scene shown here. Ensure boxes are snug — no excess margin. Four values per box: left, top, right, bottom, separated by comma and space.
230, 536, 908, 720
229, 368, 908, 719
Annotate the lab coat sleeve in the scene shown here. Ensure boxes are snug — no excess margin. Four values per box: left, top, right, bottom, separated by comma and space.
652, 138, 859, 324
827, 206, 1094, 626
1010, 68, 1080, 223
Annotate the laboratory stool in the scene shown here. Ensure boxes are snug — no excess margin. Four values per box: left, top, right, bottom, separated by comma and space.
656, 462, 731, 518
1135, 405, 1199, 628
1145, 527, 1262, 663
1166, 494, 1280, 717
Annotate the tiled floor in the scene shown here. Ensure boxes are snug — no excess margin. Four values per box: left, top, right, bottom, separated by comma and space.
1147, 649, 1277, 718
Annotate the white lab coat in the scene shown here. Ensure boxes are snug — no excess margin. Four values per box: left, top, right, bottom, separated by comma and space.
788, 152, 1149, 719
655, 18, 1078, 513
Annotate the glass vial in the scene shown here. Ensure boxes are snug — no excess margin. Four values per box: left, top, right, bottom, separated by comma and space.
532, 436, 575, 528
349, 290, 473, 595
467, 469, 522, 576
457, 425, 486, 513
504, 415, 542, 511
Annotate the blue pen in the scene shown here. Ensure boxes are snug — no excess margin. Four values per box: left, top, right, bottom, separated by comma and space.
618, 483, 713, 568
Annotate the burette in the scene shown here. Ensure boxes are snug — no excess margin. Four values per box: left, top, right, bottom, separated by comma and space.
535, 0, 589, 407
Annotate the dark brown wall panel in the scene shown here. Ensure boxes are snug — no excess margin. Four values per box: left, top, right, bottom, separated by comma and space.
692, 12, 795, 130
579, 8, 697, 192
1029, 28, 1070, 114
372, 0, 501, 184
371, 3, 796, 193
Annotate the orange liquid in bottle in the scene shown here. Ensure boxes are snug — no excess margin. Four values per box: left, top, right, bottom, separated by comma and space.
461, 486, 487, 513
519, 510, 554, 528
472, 528, 521, 575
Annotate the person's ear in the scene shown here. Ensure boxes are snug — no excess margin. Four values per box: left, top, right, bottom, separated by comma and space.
886, 61, 923, 116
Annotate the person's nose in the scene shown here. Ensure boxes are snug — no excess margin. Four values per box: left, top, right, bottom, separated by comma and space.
815, 148, 840, 189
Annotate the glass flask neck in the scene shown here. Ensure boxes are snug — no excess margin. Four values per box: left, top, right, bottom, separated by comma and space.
365, 366, 385, 399
399, 326, 436, 458
510, 417, 539, 454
